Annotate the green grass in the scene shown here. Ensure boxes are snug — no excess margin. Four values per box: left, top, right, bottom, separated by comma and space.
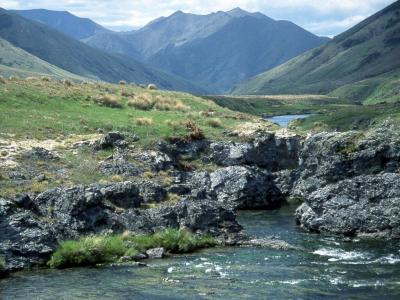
290, 103, 400, 132
48, 228, 216, 269
205, 94, 351, 117
0, 78, 260, 146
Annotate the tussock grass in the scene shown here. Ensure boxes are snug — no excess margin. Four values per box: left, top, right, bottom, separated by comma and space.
147, 84, 157, 90
0, 76, 5, 84
95, 94, 123, 108
128, 94, 188, 111
207, 118, 223, 128
48, 228, 216, 269
136, 117, 153, 126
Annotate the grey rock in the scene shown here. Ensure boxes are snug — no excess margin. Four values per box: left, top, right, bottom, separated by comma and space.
23, 147, 59, 160
186, 166, 283, 210
295, 173, 400, 238
239, 238, 303, 251
132, 150, 173, 171
146, 247, 165, 259
95, 132, 125, 150
137, 180, 167, 203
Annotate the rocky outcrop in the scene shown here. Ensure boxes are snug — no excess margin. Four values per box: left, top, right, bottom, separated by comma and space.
94, 132, 127, 150
185, 166, 283, 210
0, 183, 241, 271
294, 127, 400, 238
209, 133, 301, 171
295, 174, 400, 238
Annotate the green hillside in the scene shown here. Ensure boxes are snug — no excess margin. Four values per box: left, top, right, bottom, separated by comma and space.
0, 38, 88, 80
0, 9, 205, 94
233, 1, 400, 103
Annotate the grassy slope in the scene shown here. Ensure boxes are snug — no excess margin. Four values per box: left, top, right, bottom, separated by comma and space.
0, 78, 265, 143
233, 1, 400, 103
0, 38, 88, 80
0, 9, 205, 94
0, 78, 273, 197
205, 94, 351, 116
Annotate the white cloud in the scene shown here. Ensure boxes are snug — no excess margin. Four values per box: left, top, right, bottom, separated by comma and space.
0, 0, 395, 35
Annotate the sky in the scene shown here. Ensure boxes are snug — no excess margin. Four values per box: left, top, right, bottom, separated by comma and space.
0, 0, 396, 36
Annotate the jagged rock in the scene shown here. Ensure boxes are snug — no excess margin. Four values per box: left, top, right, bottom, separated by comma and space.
0, 198, 57, 271
132, 150, 173, 171
146, 247, 165, 259
209, 133, 301, 171
239, 238, 303, 251
295, 173, 400, 238
99, 159, 142, 176
137, 180, 167, 203
23, 147, 59, 160
158, 139, 210, 161
186, 166, 283, 210
94, 132, 125, 150
293, 128, 400, 196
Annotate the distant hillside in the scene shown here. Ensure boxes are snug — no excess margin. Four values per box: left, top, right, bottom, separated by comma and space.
13, 9, 109, 40
84, 8, 328, 93
233, 1, 400, 103
0, 38, 87, 80
0, 9, 205, 93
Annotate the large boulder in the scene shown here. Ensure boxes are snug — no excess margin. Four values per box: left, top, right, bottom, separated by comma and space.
295, 173, 400, 238
209, 133, 301, 171
186, 166, 283, 210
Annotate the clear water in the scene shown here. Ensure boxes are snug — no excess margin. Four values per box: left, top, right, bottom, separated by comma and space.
1, 206, 400, 299
267, 114, 313, 127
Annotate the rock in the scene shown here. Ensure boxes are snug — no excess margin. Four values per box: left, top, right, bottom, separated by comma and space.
239, 238, 303, 251
0, 198, 57, 271
295, 173, 400, 238
186, 166, 284, 210
137, 180, 167, 203
23, 147, 59, 160
293, 128, 400, 196
94, 132, 125, 150
99, 158, 142, 177
132, 150, 173, 171
146, 247, 165, 259
158, 139, 210, 161
209, 133, 301, 171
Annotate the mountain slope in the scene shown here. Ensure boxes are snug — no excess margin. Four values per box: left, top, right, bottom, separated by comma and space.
13, 9, 109, 40
0, 38, 88, 80
233, 1, 400, 102
0, 8, 205, 93
84, 8, 328, 93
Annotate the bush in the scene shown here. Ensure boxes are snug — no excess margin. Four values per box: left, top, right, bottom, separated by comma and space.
41, 76, 51, 82
128, 94, 154, 110
96, 95, 123, 108
136, 117, 153, 126
119, 80, 127, 85
49, 229, 216, 269
207, 118, 223, 128
0, 76, 5, 84
62, 79, 73, 87
147, 83, 157, 90
9, 75, 19, 81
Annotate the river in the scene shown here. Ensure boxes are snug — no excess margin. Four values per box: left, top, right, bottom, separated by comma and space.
1, 205, 400, 299
267, 115, 313, 127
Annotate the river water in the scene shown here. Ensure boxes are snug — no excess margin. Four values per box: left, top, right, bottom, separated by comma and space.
1, 206, 400, 299
267, 115, 313, 127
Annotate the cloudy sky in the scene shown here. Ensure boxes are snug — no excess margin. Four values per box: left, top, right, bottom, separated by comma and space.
0, 0, 396, 36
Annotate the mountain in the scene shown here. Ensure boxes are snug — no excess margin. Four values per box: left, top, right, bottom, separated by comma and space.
0, 38, 88, 80
13, 9, 109, 40
233, 1, 400, 103
84, 8, 329, 93
0, 8, 205, 93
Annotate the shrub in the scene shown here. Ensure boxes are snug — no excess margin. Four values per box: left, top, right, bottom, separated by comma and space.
128, 94, 154, 110
136, 117, 153, 126
62, 79, 73, 87
147, 83, 157, 90
9, 75, 19, 81
119, 80, 127, 85
41, 76, 51, 82
207, 118, 223, 128
0, 76, 6, 84
96, 95, 123, 108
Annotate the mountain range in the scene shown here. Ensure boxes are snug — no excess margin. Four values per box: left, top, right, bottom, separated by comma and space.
233, 1, 400, 103
0, 8, 204, 93
15, 8, 329, 93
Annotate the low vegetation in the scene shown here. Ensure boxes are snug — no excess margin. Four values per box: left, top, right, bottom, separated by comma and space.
48, 228, 216, 269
